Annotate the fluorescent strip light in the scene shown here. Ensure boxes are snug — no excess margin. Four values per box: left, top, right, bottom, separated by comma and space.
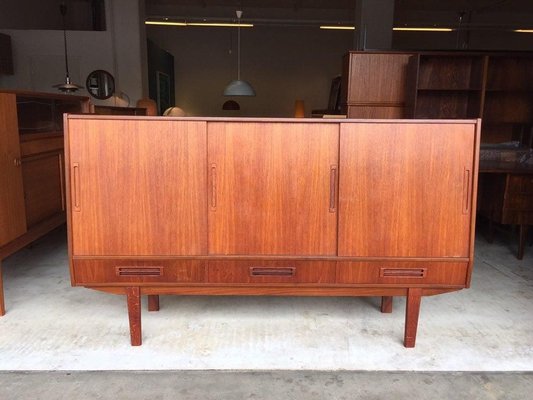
145, 21, 186, 26
514, 29, 533, 33
187, 22, 254, 27
393, 27, 453, 32
320, 25, 355, 30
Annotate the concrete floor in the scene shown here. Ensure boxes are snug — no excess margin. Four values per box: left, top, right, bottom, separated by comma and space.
0, 371, 532, 400
0, 224, 532, 397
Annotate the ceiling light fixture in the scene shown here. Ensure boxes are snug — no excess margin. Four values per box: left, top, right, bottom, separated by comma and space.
514, 29, 533, 33
320, 25, 355, 30
145, 21, 186, 26
393, 27, 454, 32
53, 1, 82, 93
223, 11, 255, 97
187, 22, 254, 28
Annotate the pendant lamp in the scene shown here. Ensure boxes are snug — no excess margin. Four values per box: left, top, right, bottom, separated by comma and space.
223, 10, 255, 96
53, 1, 82, 93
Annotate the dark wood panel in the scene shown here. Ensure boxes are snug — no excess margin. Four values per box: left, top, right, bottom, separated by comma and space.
208, 260, 336, 284
417, 55, 485, 90
336, 261, 468, 286
344, 53, 413, 104
347, 106, 406, 119
22, 152, 63, 227
339, 122, 475, 257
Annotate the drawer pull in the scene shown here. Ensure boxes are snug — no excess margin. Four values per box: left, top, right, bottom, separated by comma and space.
249, 267, 296, 277
380, 268, 427, 278
116, 267, 163, 277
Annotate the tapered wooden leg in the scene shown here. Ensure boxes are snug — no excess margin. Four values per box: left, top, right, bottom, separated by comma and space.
381, 296, 393, 313
518, 224, 528, 260
0, 261, 5, 316
126, 287, 142, 346
148, 295, 160, 312
404, 288, 422, 348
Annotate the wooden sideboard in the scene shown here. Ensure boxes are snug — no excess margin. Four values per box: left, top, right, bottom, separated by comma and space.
0, 90, 89, 315
64, 115, 480, 347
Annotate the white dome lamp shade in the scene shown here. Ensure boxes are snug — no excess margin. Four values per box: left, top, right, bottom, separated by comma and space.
223, 10, 256, 96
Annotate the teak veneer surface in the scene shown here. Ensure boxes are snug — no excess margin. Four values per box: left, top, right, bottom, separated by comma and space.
64, 116, 480, 347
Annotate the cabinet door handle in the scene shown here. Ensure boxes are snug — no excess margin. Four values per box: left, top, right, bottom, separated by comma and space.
249, 267, 296, 277
329, 165, 337, 213
73, 163, 81, 212
463, 168, 471, 215
210, 163, 217, 210
13, 157, 21, 167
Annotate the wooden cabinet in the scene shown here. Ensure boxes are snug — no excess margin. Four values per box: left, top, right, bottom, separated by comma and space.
64, 116, 480, 347
340, 52, 415, 118
0, 94, 26, 247
0, 90, 89, 315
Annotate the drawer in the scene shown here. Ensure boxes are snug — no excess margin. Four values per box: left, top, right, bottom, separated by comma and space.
336, 261, 468, 286
208, 260, 336, 284
73, 259, 206, 285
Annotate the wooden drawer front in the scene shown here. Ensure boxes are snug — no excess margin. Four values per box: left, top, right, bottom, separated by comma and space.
336, 262, 468, 286
508, 175, 533, 194
73, 260, 206, 285
208, 261, 336, 284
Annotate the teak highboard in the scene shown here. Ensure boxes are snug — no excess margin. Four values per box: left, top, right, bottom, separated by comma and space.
64, 115, 481, 347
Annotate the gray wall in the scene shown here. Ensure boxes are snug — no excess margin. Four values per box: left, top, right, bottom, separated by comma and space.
147, 26, 353, 117
0, 0, 146, 107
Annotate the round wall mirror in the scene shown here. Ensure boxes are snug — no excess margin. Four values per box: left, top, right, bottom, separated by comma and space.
86, 70, 115, 100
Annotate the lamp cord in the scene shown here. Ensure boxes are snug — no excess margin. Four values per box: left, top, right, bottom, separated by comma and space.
237, 14, 241, 80
60, 1, 70, 79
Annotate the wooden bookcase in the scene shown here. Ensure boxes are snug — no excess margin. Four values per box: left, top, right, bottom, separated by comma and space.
411, 53, 485, 120
482, 55, 533, 145
341, 51, 533, 146
0, 90, 89, 315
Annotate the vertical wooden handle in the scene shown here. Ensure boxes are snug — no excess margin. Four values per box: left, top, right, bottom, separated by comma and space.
329, 165, 337, 213
73, 163, 81, 212
463, 168, 471, 215
210, 163, 217, 210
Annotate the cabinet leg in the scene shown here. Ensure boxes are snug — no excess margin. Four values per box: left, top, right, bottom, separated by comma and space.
0, 261, 5, 316
404, 288, 422, 348
148, 295, 160, 312
381, 296, 393, 313
126, 287, 142, 346
487, 219, 495, 243
518, 224, 528, 260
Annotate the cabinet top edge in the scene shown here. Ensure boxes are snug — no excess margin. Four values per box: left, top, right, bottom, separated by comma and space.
65, 115, 480, 125
0, 89, 89, 101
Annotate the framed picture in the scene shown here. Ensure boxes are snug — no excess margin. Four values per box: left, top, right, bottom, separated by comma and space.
156, 71, 171, 115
